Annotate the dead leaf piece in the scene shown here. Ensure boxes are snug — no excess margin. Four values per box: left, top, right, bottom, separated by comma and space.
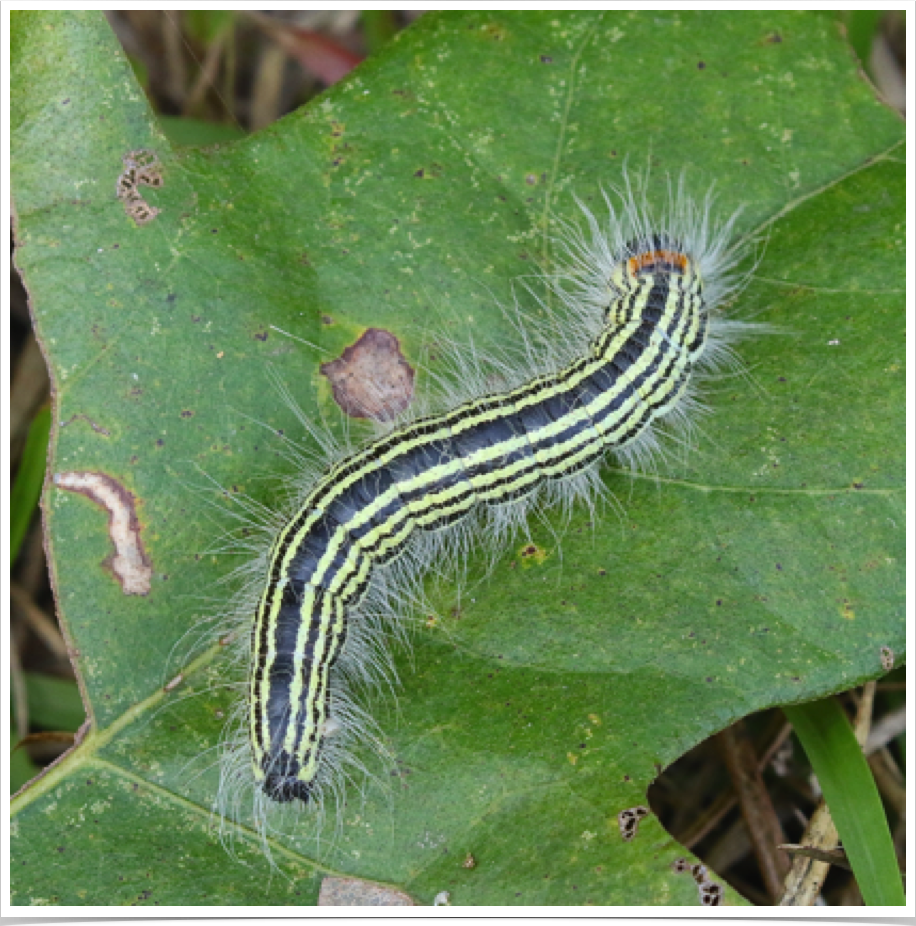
54, 471, 153, 595
320, 327, 415, 420
318, 876, 414, 906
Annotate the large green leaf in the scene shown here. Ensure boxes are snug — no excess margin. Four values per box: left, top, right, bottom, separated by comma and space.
11, 10, 903, 906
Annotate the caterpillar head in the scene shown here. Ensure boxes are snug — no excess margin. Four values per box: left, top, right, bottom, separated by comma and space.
626, 233, 692, 279
606, 234, 687, 302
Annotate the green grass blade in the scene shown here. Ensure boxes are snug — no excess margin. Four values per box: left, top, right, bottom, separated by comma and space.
10, 405, 51, 566
784, 698, 905, 906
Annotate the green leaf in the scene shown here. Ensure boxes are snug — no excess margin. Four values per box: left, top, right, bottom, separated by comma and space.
10, 405, 51, 565
784, 699, 905, 906
11, 10, 904, 906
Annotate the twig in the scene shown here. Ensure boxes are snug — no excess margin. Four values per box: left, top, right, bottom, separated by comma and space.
865, 705, 906, 756
868, 748, 906, 819
679, 720, 792, 850
780, 844, 851, 872
10, 622, 30, 739
161, 11, 190, 108
717, 720, 790, 901
183, 26, 229, 117
778, 803, 841, 905
10, 583, 69, 661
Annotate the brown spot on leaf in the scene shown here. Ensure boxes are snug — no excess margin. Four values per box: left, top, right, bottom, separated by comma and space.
54, 471, 152, 595
881, 646, 895, 672
320, 328, 414, 421
481, 22, 507, 41
518, 542, 547, 566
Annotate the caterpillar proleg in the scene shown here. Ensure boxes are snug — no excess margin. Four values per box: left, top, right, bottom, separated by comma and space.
211, 173, 759, 845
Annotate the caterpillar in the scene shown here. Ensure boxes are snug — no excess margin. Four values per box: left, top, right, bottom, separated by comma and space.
210, 173, 758, 845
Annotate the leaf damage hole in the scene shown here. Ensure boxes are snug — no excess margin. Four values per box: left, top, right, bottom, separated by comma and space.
617, 805, 649, 841
698, 880, 724, 906
320, 328, 415, 421
117, 149, 163, 226
880, 646, 895, 672
671, 857, 724, 906
54, 470, 153, 595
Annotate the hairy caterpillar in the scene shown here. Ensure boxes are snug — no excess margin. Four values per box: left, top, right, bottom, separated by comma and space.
210, 173, 758, 844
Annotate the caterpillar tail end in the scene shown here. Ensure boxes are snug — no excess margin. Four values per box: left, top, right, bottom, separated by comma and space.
263, 772, 313, 804
259, 749, 314, 803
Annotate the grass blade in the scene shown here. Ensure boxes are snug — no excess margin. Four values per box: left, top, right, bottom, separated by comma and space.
10, 405, 51, 565
784, 698, 905, 906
